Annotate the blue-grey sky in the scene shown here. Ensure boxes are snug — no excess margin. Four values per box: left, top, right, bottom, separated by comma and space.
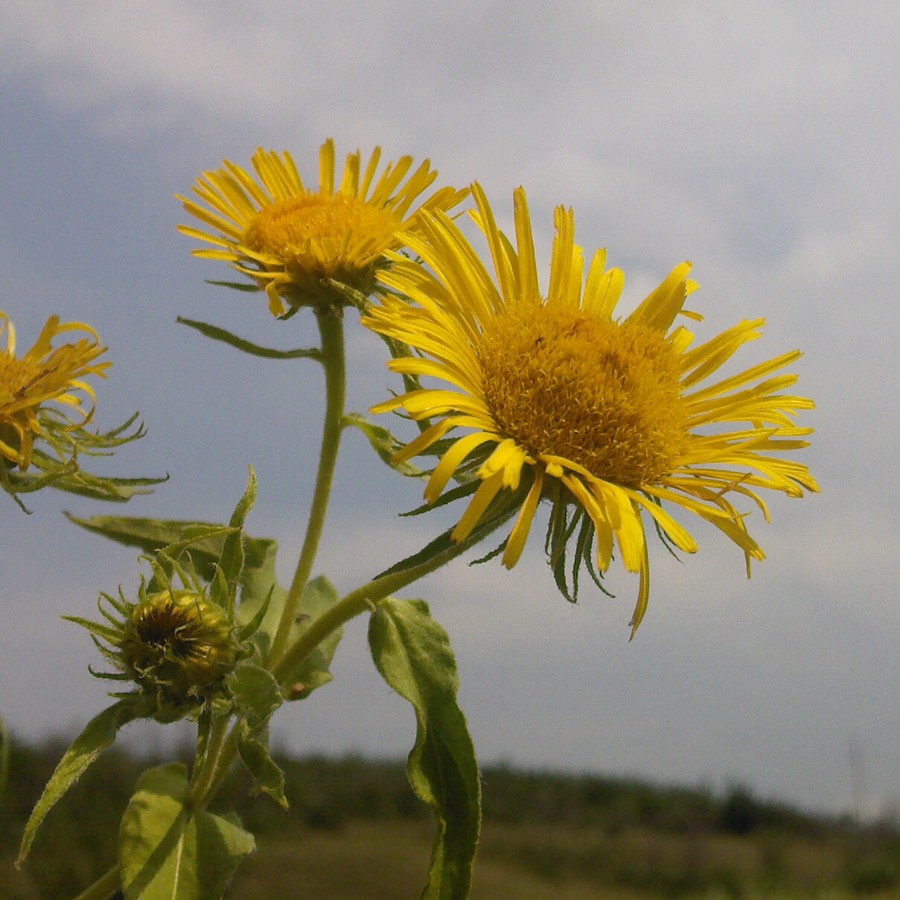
1, 2, 898, 818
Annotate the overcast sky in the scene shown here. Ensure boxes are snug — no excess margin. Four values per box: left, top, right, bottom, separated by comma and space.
1, 1, 898, 818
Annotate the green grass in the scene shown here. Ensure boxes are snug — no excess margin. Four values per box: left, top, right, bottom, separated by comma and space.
3, 738, 898, 898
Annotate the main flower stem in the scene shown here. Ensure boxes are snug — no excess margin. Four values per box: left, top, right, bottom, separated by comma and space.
186, 713, 232, 810
268, 307, 346, 667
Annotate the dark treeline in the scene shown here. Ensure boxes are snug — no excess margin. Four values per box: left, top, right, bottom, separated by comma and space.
3, 734, 899, 898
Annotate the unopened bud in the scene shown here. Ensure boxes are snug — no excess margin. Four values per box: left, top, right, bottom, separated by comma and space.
120, 590, 238, 708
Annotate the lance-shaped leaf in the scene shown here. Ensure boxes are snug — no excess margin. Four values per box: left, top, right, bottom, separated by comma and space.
17, 699, 142, 865
233, 541, 285, 648
68, 511, 284, 642
375, 490, 519, 584
67, 513, 239, 577
368, 598, 481, 899
203, 279, 263, 293
210, 469, 256, 616
343, 412, 423, 477
231, 664, 287, 807
119, 763, 255, 900
177, 316, 321, 361
68, 507, 341, 686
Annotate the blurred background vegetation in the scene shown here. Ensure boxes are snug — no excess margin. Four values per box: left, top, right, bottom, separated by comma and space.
2, 732, 898, 898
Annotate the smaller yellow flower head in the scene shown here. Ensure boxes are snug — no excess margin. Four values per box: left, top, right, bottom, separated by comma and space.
179, 139, 468, 317
0, 312, 109, 470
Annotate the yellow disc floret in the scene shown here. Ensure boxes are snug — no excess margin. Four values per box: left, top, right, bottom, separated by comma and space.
242, 193, 400, 299
477, 302, 687, 488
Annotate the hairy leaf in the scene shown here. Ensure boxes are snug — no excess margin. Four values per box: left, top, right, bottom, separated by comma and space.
68, 512, 285, 643
368, 598, 480, 899
211, 469, 256, 615
212, 661, 288, 809
17, 700, 140, 865
343, 412, 423, 477
119, 763, 255, 899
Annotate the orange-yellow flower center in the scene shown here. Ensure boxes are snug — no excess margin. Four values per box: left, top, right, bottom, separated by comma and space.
243, 194, 401, 276
476, 302, 687, 487
0, 354, 43, 408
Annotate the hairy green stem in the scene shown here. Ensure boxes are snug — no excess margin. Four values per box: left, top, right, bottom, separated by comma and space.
186, 713, 232, 810
196, 728, 241, 810
273, 509, 513, 683
268, 308, 346, 666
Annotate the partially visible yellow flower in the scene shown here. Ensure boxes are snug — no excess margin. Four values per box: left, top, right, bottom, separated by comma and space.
0, 311, 109, 470
363, 184, 818, 635
178, 139, 468, 317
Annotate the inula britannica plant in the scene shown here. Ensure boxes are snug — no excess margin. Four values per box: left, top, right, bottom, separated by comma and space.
15, 139, 818, 899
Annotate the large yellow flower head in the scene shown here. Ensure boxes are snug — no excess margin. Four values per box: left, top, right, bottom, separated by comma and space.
0, 311, 109, 470
363, 185, 818, 635
179, 139, 468, 318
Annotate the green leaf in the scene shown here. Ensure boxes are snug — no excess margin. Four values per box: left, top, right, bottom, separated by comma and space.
280, 576, 344, 701
68, 512, 286, 646
399, 478, 481, 518
119, 763, 255, 900
230, 665, 288, 807
204, 279, 262, 293
211, 468, 257, 615
231, 665, 283, 731
66, 514, 236, 576
17, 699, 140, 865
368, 598, 481, 900
236, 724, 288, 809
233, 540, 286, 646
237, 586, 273, 643
343, 412, 424, 477
177, 316, 321, 360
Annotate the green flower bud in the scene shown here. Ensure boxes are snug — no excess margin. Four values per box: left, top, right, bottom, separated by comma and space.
120, 590, 238, 710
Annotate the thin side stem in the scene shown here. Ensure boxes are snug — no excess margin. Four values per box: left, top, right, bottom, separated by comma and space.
194, 728, 240, 811
268, 308, 346, 666
273, 508, 513, 683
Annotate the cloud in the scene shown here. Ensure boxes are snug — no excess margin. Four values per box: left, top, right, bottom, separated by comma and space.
2, 0, 898, 815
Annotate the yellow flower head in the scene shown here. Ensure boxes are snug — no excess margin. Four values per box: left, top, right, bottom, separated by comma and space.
0, 311, 109, 470
178, 139, 469, 317
363, 185, 818, 635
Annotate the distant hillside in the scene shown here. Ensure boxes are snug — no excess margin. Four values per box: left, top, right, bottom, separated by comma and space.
3, 736, 898, 898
